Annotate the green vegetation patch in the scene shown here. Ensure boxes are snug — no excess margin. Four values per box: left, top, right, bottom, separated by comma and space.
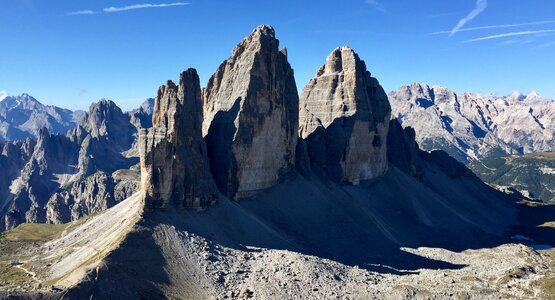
1, 223, 69, 242
469, 153, 555, 203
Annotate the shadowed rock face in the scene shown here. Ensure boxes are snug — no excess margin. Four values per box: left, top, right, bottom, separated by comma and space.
203, 25, 299, 199
3, 128, 80, 229
80, 99, 136, 152
140, 68, 217, 209
387, 120, 421, 179
299, 46, 391, 184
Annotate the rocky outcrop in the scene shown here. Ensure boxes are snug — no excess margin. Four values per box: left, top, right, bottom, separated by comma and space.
203, 25, 299, 198
299, 46, 391, 184
140, 68, 217, 208
0, 138, 35, 216
45, 168, 140, 224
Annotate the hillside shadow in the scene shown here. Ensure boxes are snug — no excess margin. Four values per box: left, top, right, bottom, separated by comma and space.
152, 171, 485, 275
64, 223, 170, 299
155, 202, 465, 276
507, 201, 555, 249
154, 162, 555, 276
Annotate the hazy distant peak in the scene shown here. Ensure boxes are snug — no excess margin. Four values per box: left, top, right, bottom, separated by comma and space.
0, 92, 81, 141
505, 90, 525, 102
523, 90, 547, 103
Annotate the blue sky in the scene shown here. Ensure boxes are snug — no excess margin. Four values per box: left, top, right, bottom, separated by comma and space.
1, 0, 554, 111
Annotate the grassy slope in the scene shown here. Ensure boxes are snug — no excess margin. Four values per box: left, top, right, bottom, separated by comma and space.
0, 193, 143, 292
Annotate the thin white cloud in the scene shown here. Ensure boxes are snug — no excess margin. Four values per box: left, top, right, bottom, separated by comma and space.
466, 30, 555, 42
103, 2, 189, 13
0, 91, 8, 101
67, 10, 95, 16
366, 0, 385, 13
450, 0, 488, 37
431, 20, 555, 35
499, 38, 534, 46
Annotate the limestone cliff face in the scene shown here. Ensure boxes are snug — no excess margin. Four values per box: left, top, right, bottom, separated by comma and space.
299, 46, 391, 184
387, 119, 421, 179
203, 25, 299, 198
140, 68, 217, 208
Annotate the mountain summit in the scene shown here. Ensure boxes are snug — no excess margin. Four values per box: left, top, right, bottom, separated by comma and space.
203, 25, 299, 199
299, 46, 391, 184
140, 69, 217, 209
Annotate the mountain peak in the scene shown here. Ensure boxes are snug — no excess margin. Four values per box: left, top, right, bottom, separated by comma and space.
528, 90, 539, 97
506, 90, 526, 102
229, 25, 280, 59
299, 46, 391, 184
320, 46, 365, 75
140, 67, 216, 208
523, 90, 544, 103
0, 90, 8, 101
389, 83, 555, 163
203, 25, 298, 198
252, 25, 275, 37
81, 98, 135, 150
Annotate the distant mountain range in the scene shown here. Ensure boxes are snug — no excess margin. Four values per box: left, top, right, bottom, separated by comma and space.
0, 93, 86, 142
390, 83, 555, 202
0, 96, 154, 231
389, 83, 555, 163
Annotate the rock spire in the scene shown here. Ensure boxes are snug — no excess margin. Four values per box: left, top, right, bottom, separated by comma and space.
140, 68, 217, 208
203, 25, 299, 198
299, 46, 391, 184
